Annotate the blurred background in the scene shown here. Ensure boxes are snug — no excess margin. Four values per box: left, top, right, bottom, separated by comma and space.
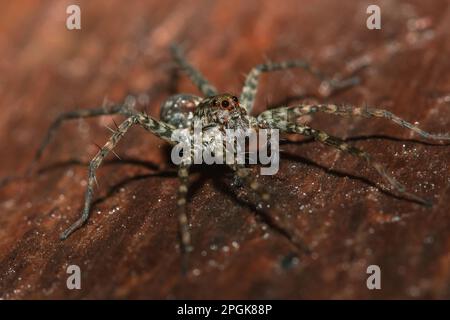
0, 0, 449, 299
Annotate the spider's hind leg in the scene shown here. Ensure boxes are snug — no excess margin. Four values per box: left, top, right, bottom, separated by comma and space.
240, 60, 359, 114
170, 44, 218, 97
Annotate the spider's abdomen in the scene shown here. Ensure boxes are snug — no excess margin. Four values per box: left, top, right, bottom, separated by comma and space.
160, 94, 202, 129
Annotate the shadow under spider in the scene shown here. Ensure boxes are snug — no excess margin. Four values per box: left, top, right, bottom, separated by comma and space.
91, 170, 177, 208
70, 146, 431, 256
280, 151, 429, 206
2, 132, 444, 190
211, 169, 308, 252
89, 164, 211, 209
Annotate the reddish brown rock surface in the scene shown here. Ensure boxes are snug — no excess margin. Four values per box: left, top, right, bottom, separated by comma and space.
0, 0, 449, 299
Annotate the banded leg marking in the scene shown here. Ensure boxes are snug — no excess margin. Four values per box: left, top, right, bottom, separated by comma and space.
258, 104, 450, 141
241, 60, 359, 114
170, 44, 218, 97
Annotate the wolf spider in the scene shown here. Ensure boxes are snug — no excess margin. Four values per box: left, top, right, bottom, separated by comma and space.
32, 44, 449, 265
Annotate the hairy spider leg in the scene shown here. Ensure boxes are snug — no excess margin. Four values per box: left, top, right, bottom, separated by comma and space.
176, 161, 193, 273
258, 104, 450, 141
228, 163, 311, 253
30, 104, 132, 174
60, 112, 176, 239
240, 60, 360, 114
261, 115, 432, 206
170, 44, 218, 97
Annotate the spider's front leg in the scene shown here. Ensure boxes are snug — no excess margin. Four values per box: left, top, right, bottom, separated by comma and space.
258, 113, 433, 206
176, 162, 191, 251
240, 60, 360, 114
60, 112, 176, 239
176, 161, 193, 272
29, 102, 133, 174
60, 115, 137, 239
259, 103, 450, 141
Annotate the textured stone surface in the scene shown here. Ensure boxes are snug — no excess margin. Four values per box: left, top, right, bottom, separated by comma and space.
0, 0, 449, 299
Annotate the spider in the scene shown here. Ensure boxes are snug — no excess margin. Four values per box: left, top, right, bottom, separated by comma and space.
32, 44, 449, 265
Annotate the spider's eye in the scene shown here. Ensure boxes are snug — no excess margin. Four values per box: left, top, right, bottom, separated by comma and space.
221, 100, 230, 108
212, 99, 217, 106
232, 96, 239, 103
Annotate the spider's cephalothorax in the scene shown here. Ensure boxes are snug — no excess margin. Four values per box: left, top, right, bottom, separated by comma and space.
194, 94, 253, 131
32, 44, 450, 272
161, 93, 254, 132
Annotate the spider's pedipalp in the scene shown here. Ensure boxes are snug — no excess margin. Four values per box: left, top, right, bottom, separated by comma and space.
240, 60, 359, 114
258, 104, 450, 141
170, 43, 218, 97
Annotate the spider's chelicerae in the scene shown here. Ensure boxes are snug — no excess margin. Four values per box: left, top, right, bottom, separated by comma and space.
33, 44, 449, 263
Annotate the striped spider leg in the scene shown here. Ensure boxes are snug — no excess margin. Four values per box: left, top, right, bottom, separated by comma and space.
176, 161, 191, 250
59, 110, 176, 240
29, 102, 131, 174
170, 44, 218, 97
175, 160, 193, 273
240, 58, 360, 114
33, 93, 201, 265
262, 103, 450, 141
257, 103, 450, 205
30, 44, 215, 268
